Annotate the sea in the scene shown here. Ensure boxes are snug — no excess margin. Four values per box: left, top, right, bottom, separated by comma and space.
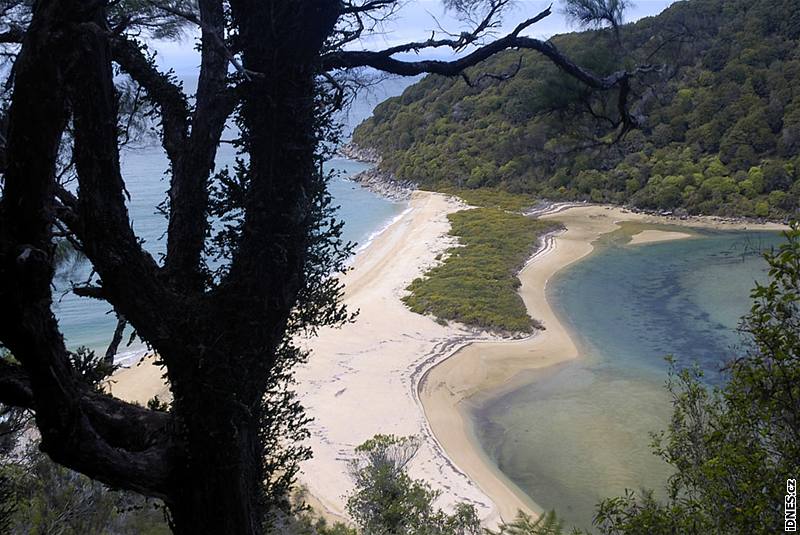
52, 75, 416, 360
469, 224, 786, 530
48, 73, 786, 531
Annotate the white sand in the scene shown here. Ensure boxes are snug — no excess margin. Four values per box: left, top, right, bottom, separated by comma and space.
109, 197, 787, 527
628, 229, 693, 245
293, 191, 504, 523
108, 354, 168, 404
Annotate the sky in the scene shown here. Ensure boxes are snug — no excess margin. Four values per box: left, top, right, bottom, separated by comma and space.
154, 0, 677, 77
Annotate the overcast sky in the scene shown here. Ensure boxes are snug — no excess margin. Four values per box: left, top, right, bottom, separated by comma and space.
154, 0, 677, 77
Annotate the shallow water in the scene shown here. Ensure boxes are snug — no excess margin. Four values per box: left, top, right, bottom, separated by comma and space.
471, 227, 784, 530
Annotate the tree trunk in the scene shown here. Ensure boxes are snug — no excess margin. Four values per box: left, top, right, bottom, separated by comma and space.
167, 390, 265, 535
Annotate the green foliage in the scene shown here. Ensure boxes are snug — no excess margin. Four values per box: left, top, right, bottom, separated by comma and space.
0, 402, 19, 534
0, 387, 170, 534
267, 489, 357, 535
353, 0, 800, 219
4, 446, 170, 534
0, 471, 14, 534
67, 346, 116, 389
594, 488, 711, 534
593, 222, 800, 534
440, 187, 539, 212
495, 511, 564, 535
403, 204, 556, 333
561, 0, 629, 34
344, 435, 567, 535
346, 435, 482, 535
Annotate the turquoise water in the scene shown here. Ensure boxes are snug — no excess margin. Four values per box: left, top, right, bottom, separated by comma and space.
53, 150, 405, 358
471, 228, 785, 530
52, 74, 416, 357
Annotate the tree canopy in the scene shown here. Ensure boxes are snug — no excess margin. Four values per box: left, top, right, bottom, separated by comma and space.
353, 0, 800, 218
0, 1, 650, 533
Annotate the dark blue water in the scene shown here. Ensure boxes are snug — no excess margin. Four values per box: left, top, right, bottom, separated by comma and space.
472, 228, 785, 530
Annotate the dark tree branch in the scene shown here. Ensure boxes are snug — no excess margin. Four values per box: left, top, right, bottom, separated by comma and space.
0, 26, 24, 44
104, 314, 128, 365
0, 360, 33, 409
0, 360, 171, 451
340, 0, 396, 15
324, 5, 658, 133
0, 359, 175, 496
0, 0, 173, 500
110, 35, 190, 167
110, 12, 237, 289
324, 7, 618, 86
460, 53, 523, 87
72, 285, 106, 299
164, 0, 234, 288
144, 0, 255, 79
69, 14, 188, 358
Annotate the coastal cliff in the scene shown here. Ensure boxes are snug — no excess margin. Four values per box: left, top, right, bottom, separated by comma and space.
340, 142, 417, 201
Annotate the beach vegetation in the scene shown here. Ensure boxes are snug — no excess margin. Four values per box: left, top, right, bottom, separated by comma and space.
593, 222, 800, 534
403, 206, 557, 333
346, 434, 482, 535
0, 1, 655, 533
343, 434, 565, 535
438, 187, 539, 212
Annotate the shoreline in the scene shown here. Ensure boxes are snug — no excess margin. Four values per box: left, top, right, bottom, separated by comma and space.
108, 192, 788, 528
108, 190, 507, 522
291, 190, 509, 524
352, 205, 413, 255
417, 204, 788, 524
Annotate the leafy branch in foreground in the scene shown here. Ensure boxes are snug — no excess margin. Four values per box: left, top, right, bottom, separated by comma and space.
344, 434, 565, 535
594, 221, 800, 535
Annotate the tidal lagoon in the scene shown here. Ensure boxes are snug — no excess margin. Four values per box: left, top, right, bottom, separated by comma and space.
471, 227, 785, 530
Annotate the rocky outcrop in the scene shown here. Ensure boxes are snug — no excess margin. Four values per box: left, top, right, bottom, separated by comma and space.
339, 143, 381, 163
340, 143, 417, 201
349, 166, 416, 202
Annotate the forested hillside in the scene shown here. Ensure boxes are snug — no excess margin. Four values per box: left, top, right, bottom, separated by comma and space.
353, 0, 800, 217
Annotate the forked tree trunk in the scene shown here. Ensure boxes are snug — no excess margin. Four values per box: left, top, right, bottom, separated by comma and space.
167, 387, 265, 535
1, 0, 652, 534
160, 5, 342, 531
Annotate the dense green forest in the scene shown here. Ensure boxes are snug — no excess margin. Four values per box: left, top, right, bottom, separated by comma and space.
353, 0, 800, 218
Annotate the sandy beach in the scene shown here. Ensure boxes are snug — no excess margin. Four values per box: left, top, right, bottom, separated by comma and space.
110, 190, 509, 523
109, 194, 787, 527
418, 204, 787, 523
292, 190, 503, 523
293, 201, 787, 525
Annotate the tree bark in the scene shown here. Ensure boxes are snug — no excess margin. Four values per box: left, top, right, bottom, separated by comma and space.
0, 1, 654, 533
152, 3, 343, 532
167, 383, 265, 535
